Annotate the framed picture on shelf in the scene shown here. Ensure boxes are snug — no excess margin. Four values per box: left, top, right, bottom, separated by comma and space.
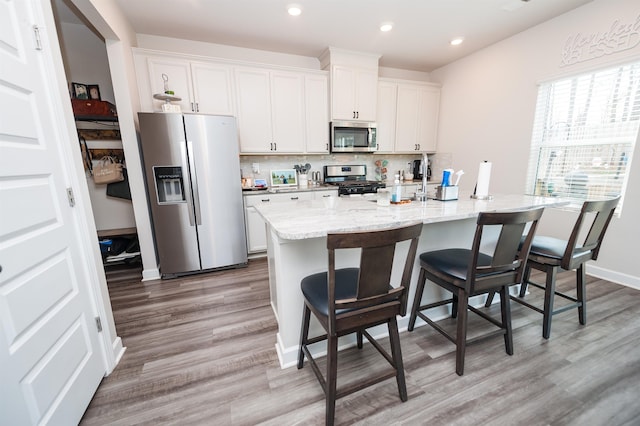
270, 169, 297, 187
72, 82, 88, 99
87, 84, 101, 100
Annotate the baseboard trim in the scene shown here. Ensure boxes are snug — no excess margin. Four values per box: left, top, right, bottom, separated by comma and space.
586, 264, 640, 290
141, 267, 161, 281
107, 337, 126, 375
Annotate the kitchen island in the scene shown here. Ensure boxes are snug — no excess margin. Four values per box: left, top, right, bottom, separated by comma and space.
254, 193, 569, 368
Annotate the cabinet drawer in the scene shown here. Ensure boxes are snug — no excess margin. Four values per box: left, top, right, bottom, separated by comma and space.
313, 189, 339, 199
244, 191, 313, 207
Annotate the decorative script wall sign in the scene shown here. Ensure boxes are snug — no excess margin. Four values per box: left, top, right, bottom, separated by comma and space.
560, 14, 640, 67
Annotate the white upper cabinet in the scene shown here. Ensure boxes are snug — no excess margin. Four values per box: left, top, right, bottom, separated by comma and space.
320, 48, 380, 123
375, 78, 441, 154
330, 65, 378, 121
376, 80, 398, 153
235, 67, 308, 154
305, 74, 330, 153
134, 51, 234, 115
393, 81, 441, 153
132, 49, 329, 154
270, 71, 306, 153
235, 67, 274, 152
145, 57, 194, 112
190, 62, 234, 115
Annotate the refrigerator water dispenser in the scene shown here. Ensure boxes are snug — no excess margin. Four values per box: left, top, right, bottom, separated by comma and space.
153, 166, 185, 204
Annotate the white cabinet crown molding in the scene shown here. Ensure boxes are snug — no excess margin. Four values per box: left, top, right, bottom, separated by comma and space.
133, 47, 327, 76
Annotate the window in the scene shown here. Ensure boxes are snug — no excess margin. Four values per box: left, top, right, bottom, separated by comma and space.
526, 61, 640, 212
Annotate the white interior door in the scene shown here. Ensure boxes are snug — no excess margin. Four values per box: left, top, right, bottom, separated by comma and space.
0, 0, 106, 424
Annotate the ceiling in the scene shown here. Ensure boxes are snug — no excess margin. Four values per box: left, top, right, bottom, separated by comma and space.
58, 0, 594, 72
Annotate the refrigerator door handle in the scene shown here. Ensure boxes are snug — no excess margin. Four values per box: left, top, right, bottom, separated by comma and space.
187, 140, 202, 226
179, 140, 197, 226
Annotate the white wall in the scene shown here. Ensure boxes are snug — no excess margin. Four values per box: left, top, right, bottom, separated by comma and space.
431, 0, 640, 287
58, 21, 115, 102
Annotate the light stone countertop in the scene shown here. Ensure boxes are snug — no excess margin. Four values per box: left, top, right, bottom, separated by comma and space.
253, 191, 570, 240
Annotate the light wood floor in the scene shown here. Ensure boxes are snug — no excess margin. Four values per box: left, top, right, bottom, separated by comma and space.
81, 258, 640, 425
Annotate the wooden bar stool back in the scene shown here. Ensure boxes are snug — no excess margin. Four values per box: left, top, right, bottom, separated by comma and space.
297, 222, 422, 426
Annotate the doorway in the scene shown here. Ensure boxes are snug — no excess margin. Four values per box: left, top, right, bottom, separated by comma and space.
52, 0, 142, 283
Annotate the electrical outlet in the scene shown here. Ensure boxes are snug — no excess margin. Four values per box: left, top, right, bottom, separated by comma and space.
252, 163, 260, 174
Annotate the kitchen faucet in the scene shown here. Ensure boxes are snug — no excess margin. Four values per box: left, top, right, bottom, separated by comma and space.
420, 152, 429, 195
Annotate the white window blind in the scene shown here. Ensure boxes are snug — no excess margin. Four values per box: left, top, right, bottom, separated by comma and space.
526, 61, 640, 212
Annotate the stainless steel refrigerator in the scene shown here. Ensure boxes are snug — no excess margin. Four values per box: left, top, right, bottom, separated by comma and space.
138, 113, 247, 277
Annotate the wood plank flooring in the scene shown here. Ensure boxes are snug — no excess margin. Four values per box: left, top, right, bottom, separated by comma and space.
81, 258, 640, 425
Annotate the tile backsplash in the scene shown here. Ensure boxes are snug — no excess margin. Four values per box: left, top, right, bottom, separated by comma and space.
239, 153, 452, 185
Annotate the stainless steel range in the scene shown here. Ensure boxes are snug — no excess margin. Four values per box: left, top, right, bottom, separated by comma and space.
323, 165, 386, 196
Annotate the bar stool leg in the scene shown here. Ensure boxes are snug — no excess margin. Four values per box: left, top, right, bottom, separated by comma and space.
326, 334, 338, 426
519, 264, 532, 298
455, 288, 468, 376
408, 268, 427, 332
542, 265, 557, 339
451, 294, 459, 318
577, 264, 587, 325
500, 285, 513, 355
298, 304, 311, 369
388, 317, 407, 401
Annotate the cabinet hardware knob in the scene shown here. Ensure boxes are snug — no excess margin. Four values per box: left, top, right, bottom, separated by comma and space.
291, 197, 299, 200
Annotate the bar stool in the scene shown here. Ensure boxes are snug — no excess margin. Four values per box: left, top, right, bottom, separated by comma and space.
408, 208, 544, 376
297, 222, 422, 426
486, 196, 620, 339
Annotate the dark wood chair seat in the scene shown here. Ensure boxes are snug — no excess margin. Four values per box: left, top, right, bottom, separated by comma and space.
297, 223, 423, 426
408, 208, 545, 376
486, 196, 621, 339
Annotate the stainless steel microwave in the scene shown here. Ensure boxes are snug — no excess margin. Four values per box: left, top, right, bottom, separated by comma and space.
330, 121, 377, 153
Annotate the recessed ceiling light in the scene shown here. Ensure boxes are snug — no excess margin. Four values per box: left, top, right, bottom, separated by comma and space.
380, 23, 393, 32
287, 4, 302, 16
450, 37, 464, 46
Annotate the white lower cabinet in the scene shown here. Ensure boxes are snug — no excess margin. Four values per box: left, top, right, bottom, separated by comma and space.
244, 189, 337, 254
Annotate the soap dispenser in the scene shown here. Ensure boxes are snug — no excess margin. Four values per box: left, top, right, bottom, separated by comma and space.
392, 174, 402, 202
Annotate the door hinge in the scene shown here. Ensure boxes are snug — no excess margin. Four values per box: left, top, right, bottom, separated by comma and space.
33, 25, 43, 50
66, 187, 75, 207
95, 316, 103, 332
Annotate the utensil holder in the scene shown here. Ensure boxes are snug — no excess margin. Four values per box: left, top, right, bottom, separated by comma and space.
435, 185, 458, 201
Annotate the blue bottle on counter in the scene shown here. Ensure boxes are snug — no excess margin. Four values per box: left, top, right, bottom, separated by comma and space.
392, 174, 402, 202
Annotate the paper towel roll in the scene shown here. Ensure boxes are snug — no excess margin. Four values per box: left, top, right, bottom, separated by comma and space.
475, 161, 492, 197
